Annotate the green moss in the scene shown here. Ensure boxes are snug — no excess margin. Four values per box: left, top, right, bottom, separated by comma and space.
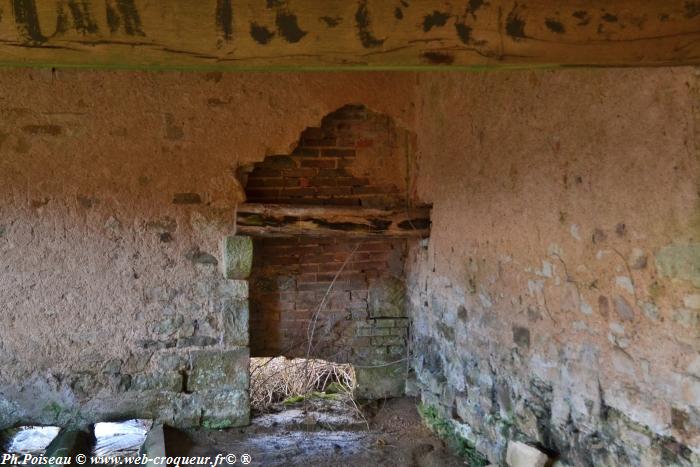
283, 395, 306, 405
325, 382, 347, 394
418, 404, 488, 466
43, 402, 63, 419
311, 391, 341, 400
484, 410, 515, 437
42, 402, 83, 428
283, 391, 341, 405
43, 402, 78, 422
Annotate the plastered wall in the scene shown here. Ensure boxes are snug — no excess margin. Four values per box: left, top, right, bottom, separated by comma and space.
0, 70, 415, 428
0, 66, 697, 466
408, 68, 700, 465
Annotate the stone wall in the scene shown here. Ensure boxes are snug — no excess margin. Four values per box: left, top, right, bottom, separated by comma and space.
0, 70, 416, 428
250, 237, 407, 363
407, 68, 700, 465
0, 66, 698, 463
250, 237, 409, 398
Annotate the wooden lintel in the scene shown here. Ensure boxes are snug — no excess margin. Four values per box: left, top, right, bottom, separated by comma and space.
0, 1, 698, 71
236, 203, 431, 238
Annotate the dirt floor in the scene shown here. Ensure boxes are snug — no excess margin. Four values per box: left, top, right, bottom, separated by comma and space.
166, 397, 466, 467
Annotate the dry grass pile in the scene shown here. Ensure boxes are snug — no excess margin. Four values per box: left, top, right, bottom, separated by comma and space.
250, 357, 355, 412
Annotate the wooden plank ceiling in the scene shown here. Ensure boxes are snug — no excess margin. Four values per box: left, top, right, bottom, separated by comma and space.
0, 1, 699, 71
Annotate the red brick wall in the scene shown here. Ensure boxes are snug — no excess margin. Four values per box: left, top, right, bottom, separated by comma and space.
249, 237, 407, 363
245, 105, 412, 364
243, 104, 409, 209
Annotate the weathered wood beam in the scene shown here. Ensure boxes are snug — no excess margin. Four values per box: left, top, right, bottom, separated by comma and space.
236, 203, 431, 238
0, 1, 698, 70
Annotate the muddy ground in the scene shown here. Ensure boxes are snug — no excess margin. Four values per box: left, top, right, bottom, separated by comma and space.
166, 397, 466, 467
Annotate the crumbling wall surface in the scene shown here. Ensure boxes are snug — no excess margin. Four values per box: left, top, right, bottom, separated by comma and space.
245, 105, 414, 399
408, 68, 700, 466
0, 69, 416, 429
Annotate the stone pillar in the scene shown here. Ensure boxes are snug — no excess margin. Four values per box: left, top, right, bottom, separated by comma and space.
353, 276, 409, 399
221, 235, 253, 280
130, 235, 253, 429
188, 235, 253, 428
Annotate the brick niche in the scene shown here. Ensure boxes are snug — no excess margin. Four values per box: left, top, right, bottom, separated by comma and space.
243, 105, 416, 398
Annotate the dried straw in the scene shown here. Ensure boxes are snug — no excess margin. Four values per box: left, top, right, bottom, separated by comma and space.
250, 357, 355, 412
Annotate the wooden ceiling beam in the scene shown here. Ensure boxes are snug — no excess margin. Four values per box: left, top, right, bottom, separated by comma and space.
236, 203, 431, 238
0, 1, 699, 71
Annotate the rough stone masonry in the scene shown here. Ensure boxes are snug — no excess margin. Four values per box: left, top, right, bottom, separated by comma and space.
0, 68, 698, 466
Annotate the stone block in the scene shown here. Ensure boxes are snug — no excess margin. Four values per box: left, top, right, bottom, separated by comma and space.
368, 276, 406, 318
157, 393, 203, 429
187, 348, 249, 392
131, 372, 183, 392
370, 336, 404, 346
178, 320, 196, 338
505, 441, 548, 467
656, 243, 700, 287
513, 405, 541, 442
154, 314, 184, 336
354, 362, 405, 399
103, 373, 132, 393
154, 352, 188, 372
613, 296, 635, 321
45, 429, 91, 461
200, 390, 250, 429
389, 327, 408, 337
683, 294, 700, 310
221, 279, 249, 299
673, 308, 700, 330
176, 336, 218, 348
221, 236, 253, 279
221, 298, 249, 347
141, 424, 166, 465
376, 319, 396, 327
0, 397, 20, 430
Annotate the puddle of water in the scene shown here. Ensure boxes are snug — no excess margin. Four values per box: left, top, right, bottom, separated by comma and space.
1, 426, 61, 454
248, 431, 370, 461
93, 419, 152, 457
253, 407, 360, 429
253, 397, 364, 430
